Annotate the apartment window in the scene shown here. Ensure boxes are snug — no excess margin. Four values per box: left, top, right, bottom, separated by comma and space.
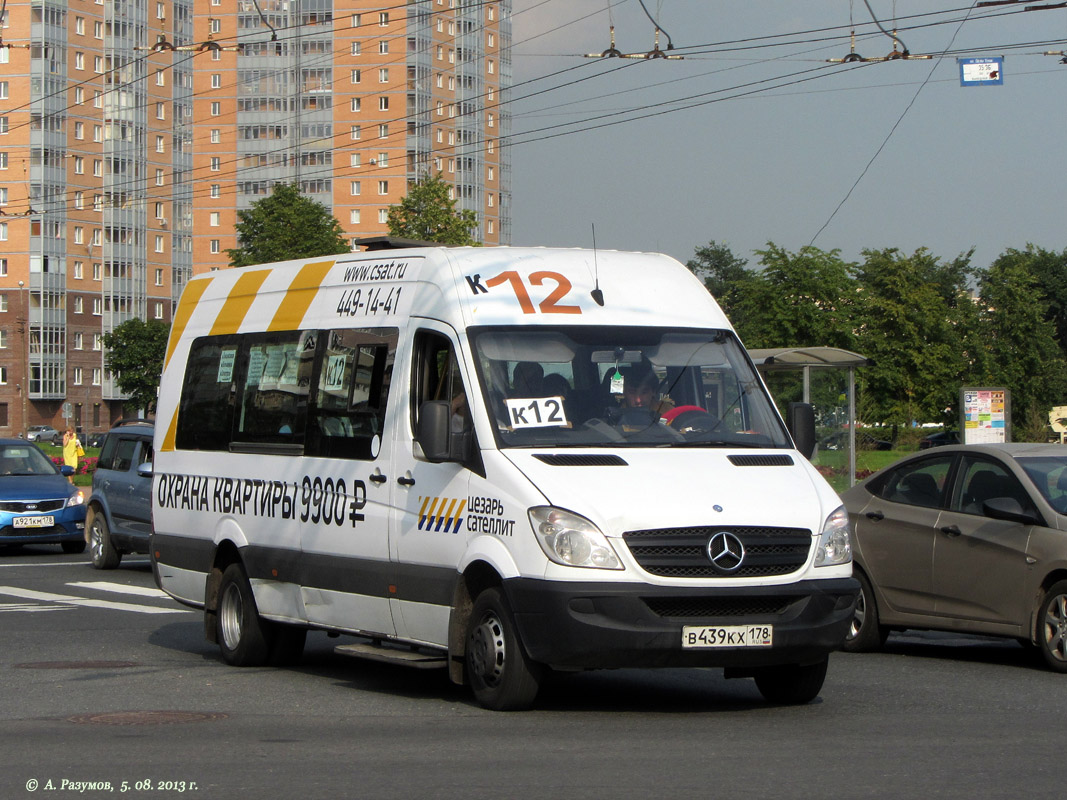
0, 367, 6, 385
487, 139, 494, 154
0, 188, 5, 206
154, 202, 164, 219
92, 298, 102, 316
76, 17, 85, 35
73, 332, 83, 350
488, 220, 495, 235
488, 166, 495, 181
92, 369, 101, 386
155, 169, 164, 186
94, 21, 103, 38
0, 329, 5, 348
0, 295, 5, 311
75, 52, 85, 70
210, 240, 220, 254
351, 14, 361, 26
488, 193, 495, 208
155, 235, 164, 253
93, 263, 101, 280
488, 60, 495, 75
436, 45, 443, 60
74, 226, 84, 244
489, 33, 495, 47
154, 302, 164, 320
0, 222, 6, 240
73, 367, 83, 386
350, 98, 361, 112
156, 69, 165, 86
157, 2, 166, 17
210, 184, 220, 198
210, 18, 221, 33
377, 180, 388, 195
350, 69, 361, 84
74, 88, 83, 105
0, 153, 5, 168
349, 153, 361, 167
210, 129, 221, 144
379, 68, 389, 83
488, 113, 495, 128
73, 261, 83, 279
211, 157, 220, 171
156, 135, 165, 153
210, 212, 220, 227
350, 42, 361, 56
376, 153, 388, 167
378, 97, 389, 111
94, 91, 102, 108
378, 209, 388, 224
436, 101, 443, 117
211, 74, 221, 89
92, 334, 101, 350
94, 55, 103, 73
379, 41, 389, 55
378, 124, 388, 139
0, 258, 6, 276
155, 268, 164, 286
210, 102, 220, 116
378, 12, 389, 25
92, 229, 102, 246
74, 296, 83, 313
350, 181, 361, 196
212, 49, 221, 61
92, 160, 102, 177
93, 124, 102, 142
0, 83, 7, 100
156, 102, 166, 120
350, 125, 361, 140
349, 209, 361, 224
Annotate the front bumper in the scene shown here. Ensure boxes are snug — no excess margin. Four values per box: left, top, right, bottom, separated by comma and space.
504, 576, 859, 670
0, 515, 86, 546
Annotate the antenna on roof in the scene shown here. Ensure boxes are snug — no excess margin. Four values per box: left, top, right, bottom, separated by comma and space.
590, 224, 605, 306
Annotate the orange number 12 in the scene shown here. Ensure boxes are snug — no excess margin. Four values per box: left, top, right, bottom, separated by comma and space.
485, 270, 581, 315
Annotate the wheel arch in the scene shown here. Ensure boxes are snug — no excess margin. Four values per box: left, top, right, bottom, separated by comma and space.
203, 539, 244, 644
1029, 569, 1067, 645
447, 559, 505, 685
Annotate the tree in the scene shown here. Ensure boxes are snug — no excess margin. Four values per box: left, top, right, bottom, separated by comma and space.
685, 241, 751, 317
101, 318, 171, 414
853, 248, 980, 426
226, 183, 350, 267
1006, 245, 1067, 356
387, 172, 480, 245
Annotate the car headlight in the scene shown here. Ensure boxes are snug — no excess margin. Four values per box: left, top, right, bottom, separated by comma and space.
814, 505, 851, 567
529, 507, 622, 570
66, 490, 85, 508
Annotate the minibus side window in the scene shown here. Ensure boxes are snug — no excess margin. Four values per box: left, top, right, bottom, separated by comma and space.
412, 331, 470, 435
234, 330, 314, 447
176, 335, 241, 451
306, 327, 398, 460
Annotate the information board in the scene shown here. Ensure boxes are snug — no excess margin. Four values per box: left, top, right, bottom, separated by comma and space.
958, 57, 1004, 87
960, 387, 1010, 444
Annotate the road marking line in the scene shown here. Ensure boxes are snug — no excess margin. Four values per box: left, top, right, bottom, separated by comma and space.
0, 602, 71, 613
66, 581, 169, 598
0, 586, 191, 615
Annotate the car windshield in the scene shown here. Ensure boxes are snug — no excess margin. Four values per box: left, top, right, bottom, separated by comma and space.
1018, 456, 1067, 514
0, 444, 59, 476
470, 326, 791, 449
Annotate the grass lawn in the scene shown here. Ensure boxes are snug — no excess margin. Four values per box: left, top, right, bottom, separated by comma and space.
38, 442, 98, 488
813, 448, 909, 493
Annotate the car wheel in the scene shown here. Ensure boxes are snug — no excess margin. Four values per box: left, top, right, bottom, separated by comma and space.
61, 540, 86, 554
465, 587, 542, 711
1036, 580, 1067, 673
87, 509, 121, 570
216, 562, 273, 667
753, 656, 828, 705
842, 570, 889, 653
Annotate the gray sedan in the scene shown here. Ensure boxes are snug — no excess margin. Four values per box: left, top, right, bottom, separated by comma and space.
840, 443, 1067, 671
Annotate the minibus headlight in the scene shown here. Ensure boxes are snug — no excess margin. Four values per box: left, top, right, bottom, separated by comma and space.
529, 507, 622, 570
814, 505, 852, 567
66, 490, 85, 508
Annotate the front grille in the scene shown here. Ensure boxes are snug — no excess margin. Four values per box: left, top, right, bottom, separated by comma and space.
623, 526, 812, 578
0, 500, 65, 513
643, 596, 793, 618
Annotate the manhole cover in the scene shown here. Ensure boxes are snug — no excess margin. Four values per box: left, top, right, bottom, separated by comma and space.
67, 711, 228, 726
15, 661, 139, 670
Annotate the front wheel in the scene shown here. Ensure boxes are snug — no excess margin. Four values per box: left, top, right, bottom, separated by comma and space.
753, 656, 829, 705
87, 509, 121, 570
842, 570, 888, 653
1036, 580, 1067, 672
466, 588, 542, 711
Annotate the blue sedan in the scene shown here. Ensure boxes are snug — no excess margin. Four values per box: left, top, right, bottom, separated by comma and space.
0, 439, 87, 553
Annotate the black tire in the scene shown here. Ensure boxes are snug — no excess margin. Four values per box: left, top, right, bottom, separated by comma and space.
465, 587, 542, 711
842, 570, 888, 653
216, 562, 272, 667
87, 508, 121, 570
1036, 580, 1067, 673
61, 539, 86, 554
753, 656, 829, 705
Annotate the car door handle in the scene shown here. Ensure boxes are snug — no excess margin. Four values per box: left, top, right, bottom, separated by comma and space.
397, 475, 415, 487
940, 525, 962, 537
369, 472, 387, 485
865, 511, 884, 521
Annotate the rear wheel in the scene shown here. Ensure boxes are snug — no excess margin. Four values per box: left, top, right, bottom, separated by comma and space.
87, 509, 121, 570
842, 570, 888, 652
216, 563, 272, 667
753, 656, 829, 705
466, 588, 542, 711
1036, 580, 1067, 673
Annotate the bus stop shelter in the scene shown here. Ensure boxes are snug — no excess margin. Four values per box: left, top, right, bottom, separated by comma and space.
747, 347, 871, 488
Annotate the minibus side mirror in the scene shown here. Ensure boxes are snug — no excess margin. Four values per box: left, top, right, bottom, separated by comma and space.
787, 402, 816, 459
417, 401, 452, 462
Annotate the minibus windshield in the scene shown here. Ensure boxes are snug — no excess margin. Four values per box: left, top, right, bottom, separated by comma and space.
471, 326, 792, 449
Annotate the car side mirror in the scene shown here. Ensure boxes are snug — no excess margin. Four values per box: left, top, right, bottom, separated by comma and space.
417, 401, 472, 464
787, 402, 816, 459
983, 497, 1042, 526
138, 462, 153, 478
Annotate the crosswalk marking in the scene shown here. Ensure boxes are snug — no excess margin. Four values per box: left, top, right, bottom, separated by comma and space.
0, 602, 70, 614
66, 581, 170, 599
0, 585, 191, 615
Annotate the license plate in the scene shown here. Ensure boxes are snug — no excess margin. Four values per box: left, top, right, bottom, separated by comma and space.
13, 516, 54, 529
682, 624, 773, 649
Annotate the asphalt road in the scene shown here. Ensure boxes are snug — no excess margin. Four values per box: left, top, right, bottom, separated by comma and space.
0, 547, 1060, 799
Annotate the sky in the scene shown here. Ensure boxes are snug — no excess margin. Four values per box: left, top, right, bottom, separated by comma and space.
505, 1, 1067, 272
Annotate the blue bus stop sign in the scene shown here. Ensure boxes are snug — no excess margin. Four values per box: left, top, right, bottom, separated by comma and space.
958, 57, 1003, 87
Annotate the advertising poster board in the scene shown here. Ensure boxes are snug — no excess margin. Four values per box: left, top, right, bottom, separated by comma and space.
960, 387, 1010, 444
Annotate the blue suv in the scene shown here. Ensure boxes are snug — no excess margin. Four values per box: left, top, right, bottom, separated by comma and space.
86, 419, 154, 569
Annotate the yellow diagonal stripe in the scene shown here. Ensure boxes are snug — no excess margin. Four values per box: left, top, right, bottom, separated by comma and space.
209, 269, 272, 336
164, 277, 213, 370
268, 260, 335, 332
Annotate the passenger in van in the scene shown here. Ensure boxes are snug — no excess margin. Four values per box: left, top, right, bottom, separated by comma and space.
511, 362, 544, 396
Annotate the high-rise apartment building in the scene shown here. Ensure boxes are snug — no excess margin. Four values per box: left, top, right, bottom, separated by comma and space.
0, 0, 511, 436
